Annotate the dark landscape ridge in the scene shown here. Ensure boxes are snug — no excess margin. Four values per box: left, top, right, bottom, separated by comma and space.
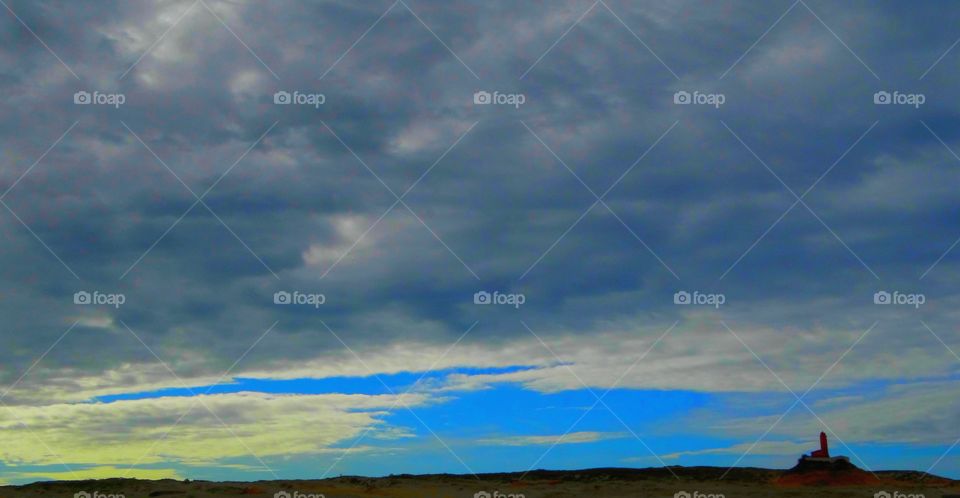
4, 466, 960, 498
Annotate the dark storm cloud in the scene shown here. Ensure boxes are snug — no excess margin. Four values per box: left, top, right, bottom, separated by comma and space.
0, 0, 958, 403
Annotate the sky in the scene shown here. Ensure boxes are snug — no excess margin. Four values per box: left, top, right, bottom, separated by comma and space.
1, 0, 959, 485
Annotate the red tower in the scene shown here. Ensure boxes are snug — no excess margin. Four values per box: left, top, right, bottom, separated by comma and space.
809, 431, 830, 458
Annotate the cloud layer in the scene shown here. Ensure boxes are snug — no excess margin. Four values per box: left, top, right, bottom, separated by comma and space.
1, 0, 959, 483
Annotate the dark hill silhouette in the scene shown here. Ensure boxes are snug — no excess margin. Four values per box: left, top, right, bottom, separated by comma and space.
4, 466, 957, 497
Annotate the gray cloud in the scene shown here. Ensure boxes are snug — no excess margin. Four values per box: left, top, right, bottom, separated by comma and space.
1, 0, 959, 475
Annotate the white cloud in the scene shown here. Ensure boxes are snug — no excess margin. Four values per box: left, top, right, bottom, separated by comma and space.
661, 440, 812, 460
0, 391, 430, 470
478, 431, 626, 447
